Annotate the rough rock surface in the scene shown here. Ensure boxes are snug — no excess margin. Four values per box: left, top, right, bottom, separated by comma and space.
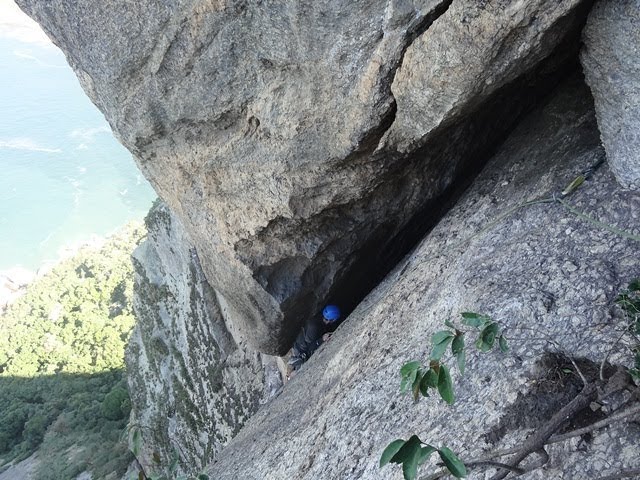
581, 0, 640, 190
206, 78, 640, 479
17, 0, 594, 354
126, 201, 279, 473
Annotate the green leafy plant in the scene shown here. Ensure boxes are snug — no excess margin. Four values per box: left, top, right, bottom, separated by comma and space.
398, 312, 507, 406
383, 312, 508, 479
615, 279, 640, 382
383, 284, 640, 480
380, 435, 466, 479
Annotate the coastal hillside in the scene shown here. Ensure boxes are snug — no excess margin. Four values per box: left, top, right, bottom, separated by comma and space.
0, 223, 145, 480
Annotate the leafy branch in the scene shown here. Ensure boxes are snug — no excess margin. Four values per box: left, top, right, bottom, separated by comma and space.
614, 279, 640, 383
381, 312, 508, 479
381, 279, 640, 480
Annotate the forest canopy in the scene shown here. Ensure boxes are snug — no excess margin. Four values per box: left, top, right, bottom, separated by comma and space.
0, 223, 145, 479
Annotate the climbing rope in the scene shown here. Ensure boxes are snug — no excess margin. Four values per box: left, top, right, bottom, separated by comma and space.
447, 156, 640, 253
554, 156, 639, 242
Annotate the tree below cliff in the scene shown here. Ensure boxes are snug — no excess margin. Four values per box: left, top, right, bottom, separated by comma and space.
0, 223, 145, 479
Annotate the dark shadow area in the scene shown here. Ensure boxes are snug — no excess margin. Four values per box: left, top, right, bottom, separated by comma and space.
324, 2, 595, 324
0, 370, 132, 480
485, 353, 612, 446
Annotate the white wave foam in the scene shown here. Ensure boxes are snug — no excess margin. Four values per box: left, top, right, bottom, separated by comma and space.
12, 49, 65, 68
0, 137, 62, 153
69, 125, 111, 143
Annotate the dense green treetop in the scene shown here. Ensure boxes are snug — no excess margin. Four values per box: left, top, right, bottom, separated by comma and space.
0, 222, 145, 377
0, 222, 146, 479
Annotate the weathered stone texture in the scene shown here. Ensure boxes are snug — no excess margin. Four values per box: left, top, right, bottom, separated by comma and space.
16, 0, 594, 354
384, 0, 590, 152
581, 0, 640, 190
126, 201, 273, 474
206, 78, 640, 479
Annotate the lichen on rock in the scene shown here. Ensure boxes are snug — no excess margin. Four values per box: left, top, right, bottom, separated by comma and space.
126, 201, 274, 474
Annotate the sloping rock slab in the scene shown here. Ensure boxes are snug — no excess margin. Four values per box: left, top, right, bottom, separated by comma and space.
206, 77, 640, 479
581, 0, 640, 190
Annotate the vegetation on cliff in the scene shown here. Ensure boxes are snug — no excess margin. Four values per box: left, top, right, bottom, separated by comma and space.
0, 222, 146, 479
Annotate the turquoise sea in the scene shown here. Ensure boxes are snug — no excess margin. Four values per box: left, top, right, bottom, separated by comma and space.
0, 34, 155, 271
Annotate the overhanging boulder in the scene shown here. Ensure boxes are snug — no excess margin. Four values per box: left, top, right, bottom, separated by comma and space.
581, 0, 640, 190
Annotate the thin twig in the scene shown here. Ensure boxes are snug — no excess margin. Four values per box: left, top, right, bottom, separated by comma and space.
568, 356, 588, 387
549, 403, 640, 444
594, 469, 640, 480
556, 198, 640, 243
491, 382, 595, 479
420, 401, 640, 480
465, 461, 524, 474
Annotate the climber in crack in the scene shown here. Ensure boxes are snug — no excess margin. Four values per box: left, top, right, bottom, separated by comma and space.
287, 304, 341, 373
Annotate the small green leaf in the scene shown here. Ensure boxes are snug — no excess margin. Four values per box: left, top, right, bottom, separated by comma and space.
461, 312, 491, 328
452, 334, 465, 375
456, 349, 466, 375
197, 475, 209, 480
444, 319, 456, 329
432, 330, 455, 344
131, 428, 141, 457
419, 445, 437, 465
438, 447, 467, 478
437, 365, 455, 405
419, 376, 430, 397
431, 332, 454, 361
451, 333, 464, 354
401, 439, 422, 480
499, 335, 509, 353
401, 367, 420, 394
561, 368, 573, 374
380, 439, 406, 467
419, 368, 436, 397
392, 435, 422, 464
476, 322, 499, 352
152, 451, 161, 464
389, 435, 423, 479
422, 368, 438, 389
412, 372, 423, 401
138, 472, 144, 480
400, 361, 422, 376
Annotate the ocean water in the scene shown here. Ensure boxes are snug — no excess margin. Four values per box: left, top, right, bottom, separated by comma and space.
0, 35, 155, 271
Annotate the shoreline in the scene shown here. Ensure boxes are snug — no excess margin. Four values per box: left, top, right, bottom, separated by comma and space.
0, 221, 145, 314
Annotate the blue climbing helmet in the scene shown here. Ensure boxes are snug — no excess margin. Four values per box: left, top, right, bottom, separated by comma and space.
322, 304, 341, 322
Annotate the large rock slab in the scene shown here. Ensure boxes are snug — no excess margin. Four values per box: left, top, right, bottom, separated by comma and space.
126, 201, 279, 474
581, 0, 640, 190
206, 77, 640, 479
16, 0, 594, 354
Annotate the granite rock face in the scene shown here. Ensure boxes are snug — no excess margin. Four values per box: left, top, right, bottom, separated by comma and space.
206, 78, 640, 480
126, 201, 277, 474
581, 0, 640, 190
16, 0, 594, 354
